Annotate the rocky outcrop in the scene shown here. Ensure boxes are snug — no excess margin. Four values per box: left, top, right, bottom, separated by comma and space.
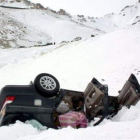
15, 0, 22, 2
34, 3, 44, 9
46, 7, 57, 14
0, 0, 7, 2
77, 15, 87, 22
77, 15, 84, 18
57, 9, 71, 17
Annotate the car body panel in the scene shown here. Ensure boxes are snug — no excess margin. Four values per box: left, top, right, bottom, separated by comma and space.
0, 85, 83, 129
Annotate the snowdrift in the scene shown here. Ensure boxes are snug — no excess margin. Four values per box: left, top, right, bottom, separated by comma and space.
0, 1, 140, 140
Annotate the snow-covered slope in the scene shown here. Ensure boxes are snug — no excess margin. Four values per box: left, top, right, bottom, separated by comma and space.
0, 0, 104, 48
1, 21, 140, 94
0, 7, 103, 48
0, 1, 140, 140
0, 1, 140, 48
0, 16, 140, 139
72, 2, 140, 32
0, 0, 35, 8
0, 9, 52, 48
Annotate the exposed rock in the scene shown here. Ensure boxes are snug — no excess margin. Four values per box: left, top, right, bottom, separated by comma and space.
101, 79, 105, 81
34, 3, 44, 9
78, 18, 87, 22
46, 7, 57, 14
132, 20, 140, 25
15, 0, 22, 2
91, 35, 95, 37
60, 41, 70, 44
71, 37, 82, 42
57, 9, 71, 17
0, 0, 6, 2
77, 15, 87, 22
77, 15, 84, 18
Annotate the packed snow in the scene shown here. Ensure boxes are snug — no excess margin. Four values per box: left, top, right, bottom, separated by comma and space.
0, 1, 140, 140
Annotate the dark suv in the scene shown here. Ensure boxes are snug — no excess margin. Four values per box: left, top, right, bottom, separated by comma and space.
0, 73, 85, 129
0, 73, 139, 128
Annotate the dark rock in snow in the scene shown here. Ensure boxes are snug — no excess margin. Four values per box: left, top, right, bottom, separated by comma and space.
71, 37, 82, 42
91, 35, 95, 37
57, 9, 71, 17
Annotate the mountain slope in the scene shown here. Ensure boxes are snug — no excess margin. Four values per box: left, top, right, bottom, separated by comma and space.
72, 2, 140, 32
0, 0, 104, 48
0, 1, 139, 48
0, 8, 51, 48
0, 14, 140, 140
0, 1, 140, 140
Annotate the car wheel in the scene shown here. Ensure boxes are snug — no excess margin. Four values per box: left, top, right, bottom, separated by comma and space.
34, 73, 60, 97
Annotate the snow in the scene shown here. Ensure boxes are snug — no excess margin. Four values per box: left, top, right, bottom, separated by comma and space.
1, 103, 140, 140
72, 3, 140, 32
0, 0, 31, 8
0, 1, 139, 48
29, 0, 138, 17
0, 20, 140, 140
0, 44, 57, 69
0, 1, 140, 140
1, 25, 140, 94
0, 7, 99, 47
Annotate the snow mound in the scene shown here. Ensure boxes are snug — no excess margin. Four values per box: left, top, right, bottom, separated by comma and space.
1, 103, 140, 140
0, 121, 40, 140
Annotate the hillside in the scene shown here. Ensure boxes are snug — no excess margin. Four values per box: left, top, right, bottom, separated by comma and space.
0, 0, 104, 48
0, 1, 140, 140
73, 3, 140, 32
0, 1, 140, 48
0, 10, 140, 139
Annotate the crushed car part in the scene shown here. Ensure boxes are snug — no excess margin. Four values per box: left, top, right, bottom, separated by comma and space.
0, 73, 139, 129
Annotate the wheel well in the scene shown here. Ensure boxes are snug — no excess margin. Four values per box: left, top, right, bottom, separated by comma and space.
1, 114, 33, 126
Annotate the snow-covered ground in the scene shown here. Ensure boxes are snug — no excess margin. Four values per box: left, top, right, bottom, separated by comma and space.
73, 2, 140, 32
0, 1, 140, 48
0, 1, 140, 140
0, 6, 101, 48
0, 44, 57, 69
0, 14, 140, 139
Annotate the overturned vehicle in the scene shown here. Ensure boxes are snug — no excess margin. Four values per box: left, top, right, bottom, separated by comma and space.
0, 73, 139, 129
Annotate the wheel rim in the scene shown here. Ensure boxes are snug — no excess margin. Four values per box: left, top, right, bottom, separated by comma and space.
40, 76, 56, 90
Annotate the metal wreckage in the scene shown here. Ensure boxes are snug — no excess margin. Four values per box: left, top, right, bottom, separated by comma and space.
0, 73, 139, 128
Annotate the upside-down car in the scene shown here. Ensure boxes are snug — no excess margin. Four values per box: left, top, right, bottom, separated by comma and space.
0, 73, 139, 128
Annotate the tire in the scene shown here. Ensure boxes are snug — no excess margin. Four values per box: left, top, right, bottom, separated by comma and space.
34, 73, 60, 97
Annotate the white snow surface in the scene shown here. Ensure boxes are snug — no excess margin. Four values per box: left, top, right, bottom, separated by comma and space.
0, 7, 101, 47
0, 0, 33, 8
0, 2, 140, 140
0, 1, 140, 48
0, 19, 140, 140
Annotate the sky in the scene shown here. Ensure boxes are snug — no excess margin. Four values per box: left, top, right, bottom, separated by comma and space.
29, 0, 138, 17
